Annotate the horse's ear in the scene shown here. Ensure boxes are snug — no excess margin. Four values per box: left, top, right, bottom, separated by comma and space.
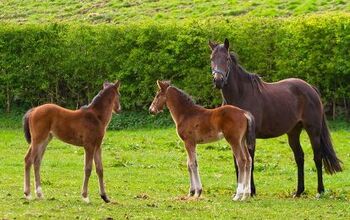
103, 81, 110, 89
209, 40, 217, 50
157, 80, 170, 91
224, 38, 229, 50
114, 80, 120, 90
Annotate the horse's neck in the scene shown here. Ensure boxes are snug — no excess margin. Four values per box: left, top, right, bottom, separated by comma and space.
89, 93, 114, 126
166, 88, 197, 124
222, 65, 260, 106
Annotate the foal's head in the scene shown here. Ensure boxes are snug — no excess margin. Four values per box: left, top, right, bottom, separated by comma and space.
103, 80, 121, 113
209, 38, 234, 89
149, 80, 170, 115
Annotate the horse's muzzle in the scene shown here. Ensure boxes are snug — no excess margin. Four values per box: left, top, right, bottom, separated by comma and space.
149, 106, 157, 115
213, 77, 224, 89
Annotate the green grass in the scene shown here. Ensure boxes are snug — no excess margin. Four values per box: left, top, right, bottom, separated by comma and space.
0, 122, 349, 219
1, 0, 350, 24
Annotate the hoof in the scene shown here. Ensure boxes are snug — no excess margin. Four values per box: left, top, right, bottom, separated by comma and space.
24, 193, 32, 200
194, 189, 202, 198
232, 193, 242, 201
293, 191, 302, 198
315, 193, 323, 199
188, 189, 195, 197
241, 193, 250, 201
101, 194, 111, 203
36, 187, 44, 199
82, 196, 90, 203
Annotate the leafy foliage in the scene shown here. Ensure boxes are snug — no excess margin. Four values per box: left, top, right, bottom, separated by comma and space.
0, 14, 349, 113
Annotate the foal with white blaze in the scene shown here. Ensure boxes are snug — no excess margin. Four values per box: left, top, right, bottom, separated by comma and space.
149, 80, 255, 200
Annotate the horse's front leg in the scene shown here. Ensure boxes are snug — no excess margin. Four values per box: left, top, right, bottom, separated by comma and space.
94, 146, 110, 203
184, 141, 202, 198
82, 147, 94, 203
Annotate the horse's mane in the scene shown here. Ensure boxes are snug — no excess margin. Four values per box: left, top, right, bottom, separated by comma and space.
170, 86, 197, 106
229, 52, 264, 91
81, 85, 114, 109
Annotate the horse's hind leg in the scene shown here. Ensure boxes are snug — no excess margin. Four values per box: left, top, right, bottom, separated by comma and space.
287, 123, 305, 197
248, 147, 255, 196
304, 124, 324, 197
241, 143, 252, 201
33, 135, 52, 199
24, 147, 32, 199
94, 147, 110, 203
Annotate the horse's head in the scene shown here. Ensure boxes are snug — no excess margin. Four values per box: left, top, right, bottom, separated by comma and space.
149, 80, 170, 115
209, 38, 232, 89
103, 80, 121, 113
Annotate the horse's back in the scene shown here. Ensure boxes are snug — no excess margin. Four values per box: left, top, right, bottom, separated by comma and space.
258, 78, 323, 137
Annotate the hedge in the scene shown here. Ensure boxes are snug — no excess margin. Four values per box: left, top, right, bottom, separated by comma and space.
0, 13, 349, 116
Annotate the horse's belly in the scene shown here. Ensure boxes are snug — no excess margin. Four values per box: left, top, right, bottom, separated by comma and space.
196, 131, 224, 144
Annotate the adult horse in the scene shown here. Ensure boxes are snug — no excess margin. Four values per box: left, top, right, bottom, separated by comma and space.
23, 81, 121, 203
209, 39, 342, 197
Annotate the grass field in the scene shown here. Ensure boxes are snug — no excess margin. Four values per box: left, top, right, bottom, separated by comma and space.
0, 119, 349, 219
1, 0, 350, 24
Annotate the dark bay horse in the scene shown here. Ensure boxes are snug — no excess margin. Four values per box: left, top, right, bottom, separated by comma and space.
23, 81, 121, 203
209, 39, 342, 197
149, 80, 255, 201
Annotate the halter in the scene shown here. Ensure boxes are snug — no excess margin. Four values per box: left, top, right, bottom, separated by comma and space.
212, 57, 232, 85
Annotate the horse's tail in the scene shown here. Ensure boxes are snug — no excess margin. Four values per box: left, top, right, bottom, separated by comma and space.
311, 85, 342, 174
320, 114, 342, 174
23, 108, 33, 144
244, 111, 256, 151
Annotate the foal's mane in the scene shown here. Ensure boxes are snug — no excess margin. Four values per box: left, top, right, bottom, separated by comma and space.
81, 85, 114, 109
229, 52, 264, 91
170, 86, 197, 106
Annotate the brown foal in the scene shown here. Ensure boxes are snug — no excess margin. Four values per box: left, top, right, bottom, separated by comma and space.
23, 81, 121, 203
149, 80, 255, 201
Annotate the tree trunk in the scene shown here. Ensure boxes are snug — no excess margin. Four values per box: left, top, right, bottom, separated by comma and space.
332, 98, 336, 120
6, 83, 10, 113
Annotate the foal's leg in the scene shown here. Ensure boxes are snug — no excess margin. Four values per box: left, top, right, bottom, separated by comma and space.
82, 147, 94, 203
184, 141, 202, 198
230, 143, 245, 201
24, 147, 32, 199
241, 143, 252, 201
287, 124, 305, 197
33, 135, 52, 199
94, 147, 110, 203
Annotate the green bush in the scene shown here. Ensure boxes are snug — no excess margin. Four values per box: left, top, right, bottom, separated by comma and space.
0, 14, 349, 116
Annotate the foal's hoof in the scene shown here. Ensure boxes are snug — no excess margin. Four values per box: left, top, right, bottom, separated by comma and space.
188, 189, 195, 197
241, 193, 250, 201
232, 193, 242, 201
101, 194, 111, 203
24, 193, 32, 200
36, 187, 44, 199
82, 196, 90, 203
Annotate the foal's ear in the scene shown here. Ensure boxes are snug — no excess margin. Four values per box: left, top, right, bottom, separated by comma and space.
103, 81, 110, 89
157, 80, 170, 91
114, 80, 120, 90
208, 40, 217, 50
224, 38, 230, 50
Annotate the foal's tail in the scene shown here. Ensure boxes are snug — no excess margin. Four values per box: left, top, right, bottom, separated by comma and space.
320, 114, 342, 174
23, 108, 33, 144
244, 112, 256, 151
